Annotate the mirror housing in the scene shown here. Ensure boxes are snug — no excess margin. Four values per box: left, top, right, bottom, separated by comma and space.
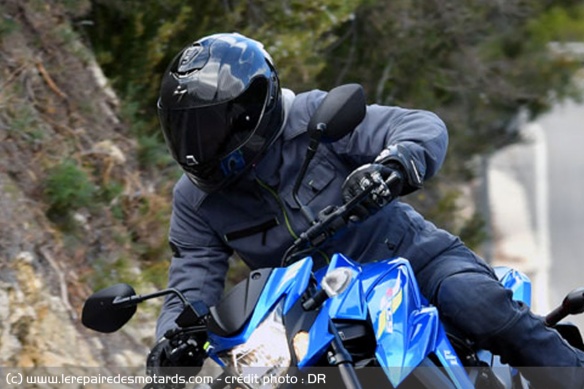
307, 83, 366, 143
82, 283, 138, 333
564, 287, 584, 315
545, 287, 584, 326
293, 84, 367, 225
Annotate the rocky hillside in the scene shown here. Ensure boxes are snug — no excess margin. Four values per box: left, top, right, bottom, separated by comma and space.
0, 0, 168, 381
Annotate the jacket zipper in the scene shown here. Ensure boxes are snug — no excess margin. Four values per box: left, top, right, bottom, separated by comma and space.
255, 178, 299, 240
256, 178, 330, 264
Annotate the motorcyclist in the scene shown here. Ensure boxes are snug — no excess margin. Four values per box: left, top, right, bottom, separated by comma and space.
152, 32, 584, 388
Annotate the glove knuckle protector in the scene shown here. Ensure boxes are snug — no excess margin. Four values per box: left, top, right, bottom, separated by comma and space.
375, 144, 423, 195
341, 163, 401, 221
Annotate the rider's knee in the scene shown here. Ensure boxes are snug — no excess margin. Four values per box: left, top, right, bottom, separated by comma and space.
436, 272, 520, 339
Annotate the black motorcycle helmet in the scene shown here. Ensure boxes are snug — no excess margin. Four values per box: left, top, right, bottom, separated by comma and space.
158, 33, 283, 192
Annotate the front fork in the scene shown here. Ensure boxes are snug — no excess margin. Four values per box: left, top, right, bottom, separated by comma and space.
327, 320, 363, 389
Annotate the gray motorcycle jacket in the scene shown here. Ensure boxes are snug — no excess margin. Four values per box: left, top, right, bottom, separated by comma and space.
156, 88, 460, 339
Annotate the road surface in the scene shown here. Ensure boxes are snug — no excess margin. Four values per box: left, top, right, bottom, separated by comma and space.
539, 99, 584, 329
489, 96, 584, 329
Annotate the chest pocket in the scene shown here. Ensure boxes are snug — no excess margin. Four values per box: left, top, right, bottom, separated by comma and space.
283, 157, 338, 209
223, 216, 279, 244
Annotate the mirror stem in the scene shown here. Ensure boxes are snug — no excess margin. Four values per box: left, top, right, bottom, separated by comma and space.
113, 288, 189, 308
293, 123, 326, 225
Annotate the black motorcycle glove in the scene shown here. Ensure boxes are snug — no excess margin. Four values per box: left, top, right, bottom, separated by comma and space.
341, 144, 423, 221
375, 144, 423, 196
341, 163, 404, 221
144, 328, 207, 389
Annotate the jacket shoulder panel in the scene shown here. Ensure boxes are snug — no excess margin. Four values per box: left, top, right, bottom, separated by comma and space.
282, 89, 326, 141
173, 174, 208, 212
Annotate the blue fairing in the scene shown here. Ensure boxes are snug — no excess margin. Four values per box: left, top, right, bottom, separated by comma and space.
476, 266, 531, 376
207, 257, 313, 353
495, 266, 532, 306
305, 254, 472, 387
206, 254, 528, 388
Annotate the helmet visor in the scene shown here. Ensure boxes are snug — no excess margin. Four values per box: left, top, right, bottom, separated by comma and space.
158, 77, 268, 178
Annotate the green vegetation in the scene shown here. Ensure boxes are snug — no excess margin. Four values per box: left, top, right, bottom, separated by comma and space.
320, 0, 584, 160
89, 256, 140, 291
0, 8, 19, 37
84, 0, 360, 140
6, 104, 45, 142
44, 160, 96, 221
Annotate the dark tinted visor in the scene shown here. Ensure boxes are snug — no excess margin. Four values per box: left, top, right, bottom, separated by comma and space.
158, 77, 268, 172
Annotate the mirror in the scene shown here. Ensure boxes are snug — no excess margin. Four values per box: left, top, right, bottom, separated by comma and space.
82, 283, 138, 333
564, 288, 584, 315
292, 83, 367, 226
307, 83, 366, 143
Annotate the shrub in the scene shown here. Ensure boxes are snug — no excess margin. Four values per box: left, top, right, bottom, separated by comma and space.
44, 159, 96, 220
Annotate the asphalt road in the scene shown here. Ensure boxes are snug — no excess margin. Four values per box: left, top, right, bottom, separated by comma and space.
487, 91, 584, 331
537, 99, 584, 329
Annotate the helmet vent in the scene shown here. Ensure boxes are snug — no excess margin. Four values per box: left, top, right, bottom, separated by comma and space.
177, 44, 209, 74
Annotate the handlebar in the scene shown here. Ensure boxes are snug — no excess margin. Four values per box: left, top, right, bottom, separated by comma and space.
545, 305, 566, 327
545, 287, 584, 326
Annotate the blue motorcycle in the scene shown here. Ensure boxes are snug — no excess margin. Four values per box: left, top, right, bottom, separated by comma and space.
82, 84, 584, 389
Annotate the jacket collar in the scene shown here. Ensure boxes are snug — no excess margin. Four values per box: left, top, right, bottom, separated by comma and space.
251, 88, 295, 187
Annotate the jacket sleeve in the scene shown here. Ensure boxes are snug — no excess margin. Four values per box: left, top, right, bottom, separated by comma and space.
331, 102, 449, 183
155, 177, 232, 339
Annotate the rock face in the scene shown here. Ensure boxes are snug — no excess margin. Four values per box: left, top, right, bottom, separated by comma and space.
0, 0, 166, 383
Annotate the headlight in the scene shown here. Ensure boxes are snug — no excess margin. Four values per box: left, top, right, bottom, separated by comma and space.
292, 331, 309, 362
218, 300, 291, 388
